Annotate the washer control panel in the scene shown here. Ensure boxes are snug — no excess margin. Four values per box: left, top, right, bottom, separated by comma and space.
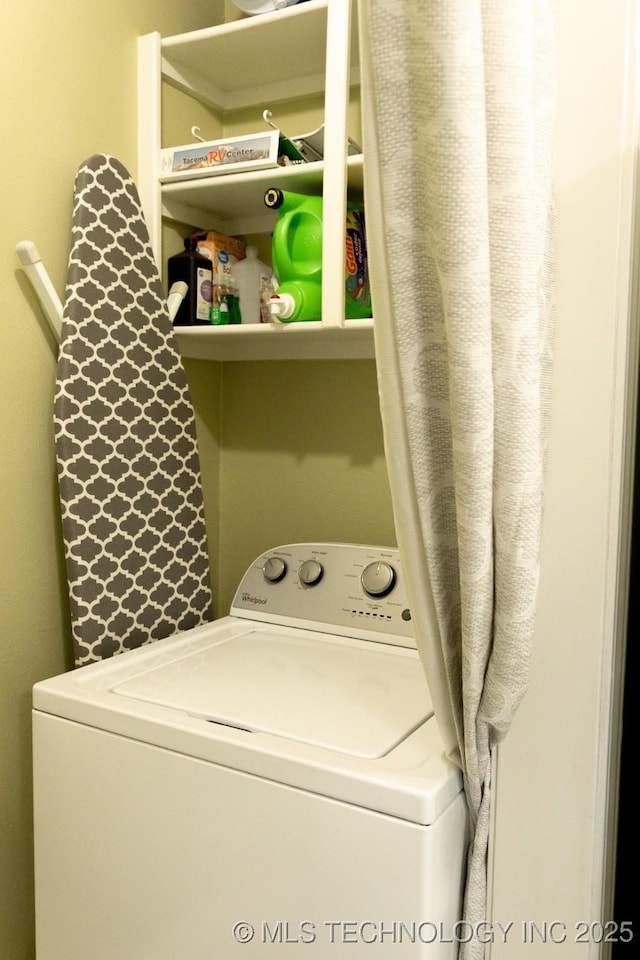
231, 543, 414, 647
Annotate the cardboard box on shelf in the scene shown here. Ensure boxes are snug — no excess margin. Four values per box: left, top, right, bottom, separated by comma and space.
191, 230, 246, 298
160, 131, 280, 182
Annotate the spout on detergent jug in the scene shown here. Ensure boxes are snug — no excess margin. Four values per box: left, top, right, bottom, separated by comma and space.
268, 292, 296, 320
268, 280, 322, 323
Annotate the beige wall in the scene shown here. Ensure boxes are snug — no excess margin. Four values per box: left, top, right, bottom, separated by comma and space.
216, 360, 394, 614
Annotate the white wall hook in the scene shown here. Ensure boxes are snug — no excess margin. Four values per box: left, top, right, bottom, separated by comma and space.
16, 240, 188, 340
262, 109, 278, 131
15, 240, 64, 343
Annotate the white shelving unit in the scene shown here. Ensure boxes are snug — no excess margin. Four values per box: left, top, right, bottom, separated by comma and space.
137, 0, 373, 361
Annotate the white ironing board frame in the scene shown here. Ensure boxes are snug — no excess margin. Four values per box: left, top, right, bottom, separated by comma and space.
16, 240, 187, 341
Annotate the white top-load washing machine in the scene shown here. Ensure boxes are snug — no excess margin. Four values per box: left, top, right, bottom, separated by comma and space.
33, 543, 468, 959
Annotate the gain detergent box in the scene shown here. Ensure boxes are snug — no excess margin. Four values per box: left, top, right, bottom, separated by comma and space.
344, 206, 371, 319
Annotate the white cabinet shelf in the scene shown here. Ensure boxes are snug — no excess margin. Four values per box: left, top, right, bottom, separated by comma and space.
160, 0, 355, 112
160, 155, 363, 238
176, 317, 374, 362
137, 0, 371, 362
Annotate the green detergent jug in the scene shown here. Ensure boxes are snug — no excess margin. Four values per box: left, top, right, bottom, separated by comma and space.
264, 187, 371, 323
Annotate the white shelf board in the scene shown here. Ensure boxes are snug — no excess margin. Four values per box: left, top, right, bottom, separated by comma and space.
160, 0, 357, 112
161, 161, 323, 227
175, 318, 375, 362
161, 155, 363, 232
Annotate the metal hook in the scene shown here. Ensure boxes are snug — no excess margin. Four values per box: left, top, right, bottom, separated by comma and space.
262, 109, 279, 132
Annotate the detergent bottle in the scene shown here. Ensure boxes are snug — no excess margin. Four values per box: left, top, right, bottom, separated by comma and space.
232, 245, 274, 324
264, 187, 323, 322
167, 237, 213, 326
264, 187, 371, 323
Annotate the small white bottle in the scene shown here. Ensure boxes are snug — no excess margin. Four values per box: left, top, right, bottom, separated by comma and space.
232, 246, 274, 324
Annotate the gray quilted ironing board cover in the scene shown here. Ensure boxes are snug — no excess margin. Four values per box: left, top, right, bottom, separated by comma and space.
54, 154, 212, 667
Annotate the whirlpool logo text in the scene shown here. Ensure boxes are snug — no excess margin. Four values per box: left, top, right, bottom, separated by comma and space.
242, 592, 268, 606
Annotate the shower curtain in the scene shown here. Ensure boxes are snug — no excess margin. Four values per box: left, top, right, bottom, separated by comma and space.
358, 1, 555, 956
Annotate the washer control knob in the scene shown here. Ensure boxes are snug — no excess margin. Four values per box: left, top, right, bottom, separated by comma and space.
262, 556, 287, 583
361, 560, 396, 597
298, 559, 323, 586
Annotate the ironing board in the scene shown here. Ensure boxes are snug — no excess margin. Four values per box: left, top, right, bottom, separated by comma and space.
54, 154, 213, 667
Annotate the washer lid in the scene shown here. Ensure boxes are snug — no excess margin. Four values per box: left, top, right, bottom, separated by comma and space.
112, 630, 432, 760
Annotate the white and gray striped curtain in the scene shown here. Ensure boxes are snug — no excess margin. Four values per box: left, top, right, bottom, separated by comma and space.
359, 2, 555, 956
